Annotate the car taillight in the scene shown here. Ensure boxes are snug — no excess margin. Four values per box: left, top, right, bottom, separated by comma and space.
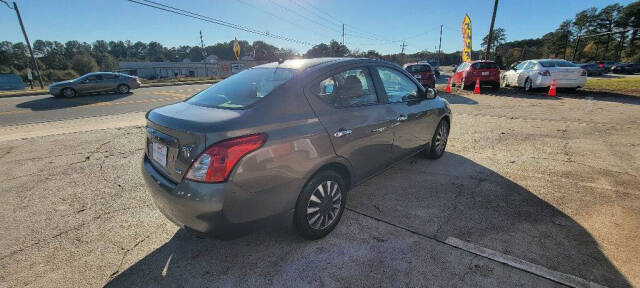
538, 70, 551, 76
598, 63, 604, 68
185, 134, 267, 183
580, 69, 587, 76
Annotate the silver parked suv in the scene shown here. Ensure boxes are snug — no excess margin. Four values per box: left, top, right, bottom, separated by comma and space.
141, 58, 451, 239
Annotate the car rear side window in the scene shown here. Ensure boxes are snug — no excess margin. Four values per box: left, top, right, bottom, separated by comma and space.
472, 62, 498, 69
375, 66, 419, 103
187, 68, 293, 109
407, 65, 431, 73
102, 73, 117, 79
539, 60, 577, 68
313, 68, 378, 108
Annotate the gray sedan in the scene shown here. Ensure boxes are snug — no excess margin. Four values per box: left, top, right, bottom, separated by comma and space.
141, 58, 451, 240
49, 72, 141, 98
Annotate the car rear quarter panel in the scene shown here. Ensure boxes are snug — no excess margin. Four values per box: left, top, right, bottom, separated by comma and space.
218, 80, 345, 223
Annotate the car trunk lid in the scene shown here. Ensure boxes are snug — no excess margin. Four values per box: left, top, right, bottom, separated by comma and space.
145, 102, 243, 183
549, 67, 581, 80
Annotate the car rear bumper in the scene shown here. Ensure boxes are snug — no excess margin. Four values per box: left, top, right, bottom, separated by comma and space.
141, 156, 290, 239
464, 77, 499, 86
535, 76, 587, 88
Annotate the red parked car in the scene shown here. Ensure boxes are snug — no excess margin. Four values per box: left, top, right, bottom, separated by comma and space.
451, 60, 500, 90
403, 63, 436, 88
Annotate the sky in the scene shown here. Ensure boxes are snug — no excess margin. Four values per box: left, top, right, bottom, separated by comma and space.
0, 0, 634, 55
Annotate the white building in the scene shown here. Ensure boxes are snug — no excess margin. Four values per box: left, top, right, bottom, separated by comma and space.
118, 56, 219, 79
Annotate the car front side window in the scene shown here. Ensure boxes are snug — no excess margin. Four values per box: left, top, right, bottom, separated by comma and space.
375, 66, 419, 103
313, 67, 378, 108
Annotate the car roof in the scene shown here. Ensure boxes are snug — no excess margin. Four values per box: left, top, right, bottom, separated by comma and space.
403, 63, 432, 68
256, 57, 372, 71
469, 60, 496, 64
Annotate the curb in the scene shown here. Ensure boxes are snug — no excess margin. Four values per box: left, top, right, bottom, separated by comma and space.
0, 80, 220, 99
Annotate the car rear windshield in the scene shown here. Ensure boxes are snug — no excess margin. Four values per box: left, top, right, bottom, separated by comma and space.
472, 62, 498, 69
539, 60, 576, 68
407, 65, 431, 73
186, 68, 293, 109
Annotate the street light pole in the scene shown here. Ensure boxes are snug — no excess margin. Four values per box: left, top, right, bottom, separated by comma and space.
10, 1, 44, 88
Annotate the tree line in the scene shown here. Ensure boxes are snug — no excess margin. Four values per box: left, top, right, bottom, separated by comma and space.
1, 1, 638, 83
484, 1, 640, 67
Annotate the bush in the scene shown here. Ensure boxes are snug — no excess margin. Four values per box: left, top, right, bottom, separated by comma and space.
41, 69, 79, 82
71, 54, 98, 75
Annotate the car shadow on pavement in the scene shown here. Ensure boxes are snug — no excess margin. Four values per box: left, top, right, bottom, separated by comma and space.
440, 93, 478, 105
15, 92, 131, 111
104, 153, 631, 288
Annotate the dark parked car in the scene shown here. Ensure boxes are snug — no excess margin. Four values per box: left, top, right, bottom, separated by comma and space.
451, 60, 500, 89
404, 62, 436, 88
611, 63, 640, 74
48, 72, 141, 98
595, 61, 616, 72
578, 63, 605, 76
142, 58, 451, 239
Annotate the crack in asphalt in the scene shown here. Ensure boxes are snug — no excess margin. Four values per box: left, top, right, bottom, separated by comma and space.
106, 233, 153, 283
0, 204, 153, 261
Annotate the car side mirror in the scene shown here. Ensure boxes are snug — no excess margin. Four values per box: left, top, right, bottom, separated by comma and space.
425, 87, 437, 99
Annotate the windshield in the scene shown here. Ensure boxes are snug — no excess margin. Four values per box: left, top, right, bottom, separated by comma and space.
539, 60, 577, 68
186, 67, 293, 109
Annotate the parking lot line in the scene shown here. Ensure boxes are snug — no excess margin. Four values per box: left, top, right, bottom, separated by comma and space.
444, 237, 607, 288
346, 207, 607, 288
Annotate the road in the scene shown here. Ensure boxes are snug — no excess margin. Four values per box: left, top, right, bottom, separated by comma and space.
1, 83, 639, 287
0, 84, 211, 126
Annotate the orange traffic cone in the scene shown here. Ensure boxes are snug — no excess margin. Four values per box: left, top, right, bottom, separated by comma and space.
445, 78, 451, 93
548, 79, 557, 97
473, 79, 480, 94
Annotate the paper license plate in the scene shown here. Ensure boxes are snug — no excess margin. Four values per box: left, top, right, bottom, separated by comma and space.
481, 71, 490, 76
152, 142, 167, 167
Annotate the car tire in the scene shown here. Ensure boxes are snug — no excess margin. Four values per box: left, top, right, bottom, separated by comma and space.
117, 84, 130, 94
294, 170, 347, 240
524, 78, 533, 92
423, 118, 449, 159
61, 87, 76, 98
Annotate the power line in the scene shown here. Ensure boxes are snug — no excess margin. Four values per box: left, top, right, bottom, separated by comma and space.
127, 0, 312, 46
234, 0, 334, 42
267, 0, 341, 36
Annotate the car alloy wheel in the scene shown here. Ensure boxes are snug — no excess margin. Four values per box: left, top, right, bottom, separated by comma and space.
62, 88, 76, 98
118, 84, 130, 94
306, 180, 342, 230
525, 78, 533, 92
434, 121, 449, 155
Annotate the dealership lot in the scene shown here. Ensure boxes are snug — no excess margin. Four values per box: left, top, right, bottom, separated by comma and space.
0, 86, 639, 287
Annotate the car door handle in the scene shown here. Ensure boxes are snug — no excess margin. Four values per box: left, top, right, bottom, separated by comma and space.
333, 129, 352, 138
396, 115, 408, 121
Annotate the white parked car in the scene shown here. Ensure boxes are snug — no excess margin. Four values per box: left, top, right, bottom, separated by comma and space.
501, 59, 587, 91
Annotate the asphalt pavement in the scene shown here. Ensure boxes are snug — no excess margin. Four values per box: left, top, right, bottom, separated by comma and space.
1, 82, 639, 287
0, 84, 210, 126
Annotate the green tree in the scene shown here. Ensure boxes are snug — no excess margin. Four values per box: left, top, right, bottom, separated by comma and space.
481, 27, 506, 57
618, 1, 640, 59
71, 54, 98, 75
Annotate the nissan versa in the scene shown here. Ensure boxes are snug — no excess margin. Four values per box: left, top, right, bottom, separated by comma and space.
141, 58, 451, 240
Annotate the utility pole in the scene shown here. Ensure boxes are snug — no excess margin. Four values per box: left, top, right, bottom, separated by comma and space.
342, 24, 345, 45
5, 1, 43, 88
438, 25, 443, 55
484, 0, 499, 60
400, 41, 407, 63
200, 30, 207, 78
